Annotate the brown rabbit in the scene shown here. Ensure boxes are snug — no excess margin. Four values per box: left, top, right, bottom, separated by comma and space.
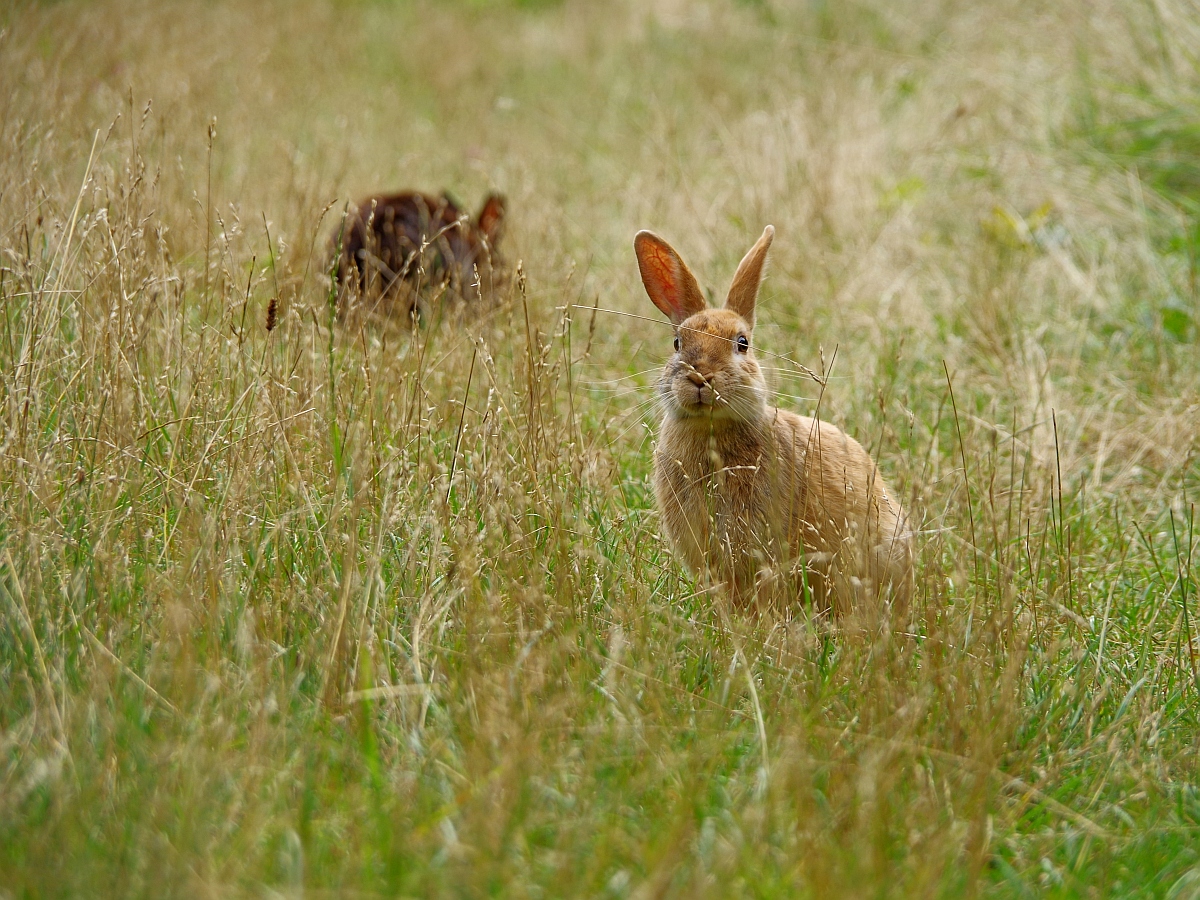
634, 225, 913, 617
335, 190, 507, 323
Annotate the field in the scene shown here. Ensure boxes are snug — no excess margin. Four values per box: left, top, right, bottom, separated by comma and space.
2, 0, 1199, 895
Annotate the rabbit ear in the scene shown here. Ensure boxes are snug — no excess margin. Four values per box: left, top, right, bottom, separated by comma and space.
724, 225, 774, 328
634, 231, 707, 324
476, 193, 506, 245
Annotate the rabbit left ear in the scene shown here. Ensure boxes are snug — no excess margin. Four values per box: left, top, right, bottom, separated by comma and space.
725, 225, 774, 328
476, 193, 506, 245
634, 231, 707, 325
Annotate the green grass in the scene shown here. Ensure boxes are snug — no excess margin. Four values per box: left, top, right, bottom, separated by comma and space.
1, 0, 1199, 896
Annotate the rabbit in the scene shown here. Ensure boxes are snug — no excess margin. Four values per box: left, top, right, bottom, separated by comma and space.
634, 225, 914, 618
335, 190, 507, 323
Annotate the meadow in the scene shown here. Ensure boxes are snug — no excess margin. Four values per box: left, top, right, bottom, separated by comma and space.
1, 0, 1199, 895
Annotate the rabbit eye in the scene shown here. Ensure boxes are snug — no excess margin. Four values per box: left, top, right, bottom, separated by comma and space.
736, 335, 749, 353
673, 334, 680, 352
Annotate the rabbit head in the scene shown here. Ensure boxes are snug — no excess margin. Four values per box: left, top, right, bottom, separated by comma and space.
635, 226, 775, 425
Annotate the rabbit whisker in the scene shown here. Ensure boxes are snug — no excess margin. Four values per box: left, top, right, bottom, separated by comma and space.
589, 306, 826, 385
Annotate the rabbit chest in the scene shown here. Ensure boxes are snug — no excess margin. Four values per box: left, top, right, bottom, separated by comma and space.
653, 417, 786, 576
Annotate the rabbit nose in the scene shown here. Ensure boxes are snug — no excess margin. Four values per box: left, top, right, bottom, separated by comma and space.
687, 371, 710, 387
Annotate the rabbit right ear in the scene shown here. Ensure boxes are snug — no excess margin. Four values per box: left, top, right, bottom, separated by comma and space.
724, 225, 774, 328
634, 231, 707, 324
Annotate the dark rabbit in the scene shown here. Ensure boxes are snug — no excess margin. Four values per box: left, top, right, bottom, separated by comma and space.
335, 190, 507, 323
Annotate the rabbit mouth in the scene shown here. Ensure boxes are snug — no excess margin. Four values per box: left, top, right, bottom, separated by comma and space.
672, 382, 734, 416
682, 382, 716, 408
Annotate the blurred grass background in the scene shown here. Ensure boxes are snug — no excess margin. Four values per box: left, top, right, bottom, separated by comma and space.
1, 0, 1199, 896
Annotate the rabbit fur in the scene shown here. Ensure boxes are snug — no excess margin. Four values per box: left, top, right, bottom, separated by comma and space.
634, 225, 914, 617
336, 190, 506, 324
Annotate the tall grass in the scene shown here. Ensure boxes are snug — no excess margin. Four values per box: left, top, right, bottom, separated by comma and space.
1, 0, 1198, 896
